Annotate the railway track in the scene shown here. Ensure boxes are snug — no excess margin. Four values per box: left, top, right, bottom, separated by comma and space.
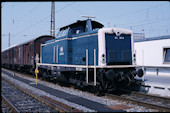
2, 94, 19, 113
106, 89, 170, 112
2, 68, 169, 112
1, 77, 73, 113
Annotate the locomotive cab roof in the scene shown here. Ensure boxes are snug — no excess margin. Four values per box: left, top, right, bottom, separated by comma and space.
59, 19, 104, 31
55, 19, 104, 38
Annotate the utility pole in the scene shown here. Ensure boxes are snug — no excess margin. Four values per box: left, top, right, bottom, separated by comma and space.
130, 26, 132, 30
50, 1, 55, 37
8, 32, 10, 47
108, 22, 110, 27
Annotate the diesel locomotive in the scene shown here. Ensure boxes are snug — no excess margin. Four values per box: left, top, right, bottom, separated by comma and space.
37, 19, 144, 92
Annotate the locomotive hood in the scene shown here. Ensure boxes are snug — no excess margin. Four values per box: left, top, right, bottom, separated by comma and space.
98, 28, 133, 67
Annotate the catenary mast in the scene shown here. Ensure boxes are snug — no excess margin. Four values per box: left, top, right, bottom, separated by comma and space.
50, 1, 55, 37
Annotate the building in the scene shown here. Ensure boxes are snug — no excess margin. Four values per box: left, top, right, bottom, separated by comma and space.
134, 35, 170, 76
133, 33, 145, 40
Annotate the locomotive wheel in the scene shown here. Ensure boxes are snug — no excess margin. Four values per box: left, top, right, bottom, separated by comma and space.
42, 71, 50, 81
106, 81, 116, 93
75, 81, 80, 89
95, 85, 105, 96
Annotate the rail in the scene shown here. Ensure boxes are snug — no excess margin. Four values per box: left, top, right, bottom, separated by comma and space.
2, 94, 20, 113
2, 77, 71, 113
106, 90, 170, 112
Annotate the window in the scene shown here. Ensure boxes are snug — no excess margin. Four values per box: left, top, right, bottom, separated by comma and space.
76, 30, 81, 34
163, 48, 170, 63
71, 26, 84, 35
56, 30, 63, 37
56, 32, 60, 37
61, 29, 66, 36
56, 28, 69, 37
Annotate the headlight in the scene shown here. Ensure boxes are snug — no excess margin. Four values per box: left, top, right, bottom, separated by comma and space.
102, 58, 106, 63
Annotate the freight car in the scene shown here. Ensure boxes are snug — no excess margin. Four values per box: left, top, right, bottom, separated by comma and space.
1, 35, 54, 74
37, 19, 144, 93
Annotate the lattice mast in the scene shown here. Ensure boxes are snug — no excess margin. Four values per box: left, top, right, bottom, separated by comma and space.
50, 1, 55, 37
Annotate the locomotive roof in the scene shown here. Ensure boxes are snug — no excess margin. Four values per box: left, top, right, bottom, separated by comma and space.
2, 35, 54, 52
59, 19, 104, 30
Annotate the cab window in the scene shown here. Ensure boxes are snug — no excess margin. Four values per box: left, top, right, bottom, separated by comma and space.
57, 28, 69, 37
70, 26, 85, 35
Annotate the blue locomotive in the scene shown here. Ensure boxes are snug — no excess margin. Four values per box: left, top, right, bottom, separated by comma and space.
37, 19, 143, 92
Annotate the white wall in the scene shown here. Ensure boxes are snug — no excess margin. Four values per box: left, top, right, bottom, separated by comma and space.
134, 38, 170, 67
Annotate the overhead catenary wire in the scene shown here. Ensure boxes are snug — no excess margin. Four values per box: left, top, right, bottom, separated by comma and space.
7, 3, 41, 40
104, 2, 169, 30
110, 2, 170, 37
107, 2, 168, 22
130, 17, 170, 28
7, 2, 169, 37
70, 1, 170, 35
17, 3, 42, 22
13, 2, 76, 36
2, 2, 75, 50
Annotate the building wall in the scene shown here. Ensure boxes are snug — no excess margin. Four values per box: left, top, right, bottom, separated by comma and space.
134, 38, 170, 67
134, 37, 170, 76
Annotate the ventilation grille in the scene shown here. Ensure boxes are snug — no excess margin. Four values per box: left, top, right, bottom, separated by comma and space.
122, 51, 130, 61
108, 51, 116, 62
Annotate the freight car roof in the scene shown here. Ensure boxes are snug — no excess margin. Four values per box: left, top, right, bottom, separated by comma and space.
2, 35, 54, 52
59, 19, 104, 30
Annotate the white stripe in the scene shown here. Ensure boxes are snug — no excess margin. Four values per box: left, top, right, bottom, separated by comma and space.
72, 33, 97, 40
41, 41, 56, 46
53, 46, 55, 62
37, 63, 136, 68
56, 45, 59, 63
41, 33, 97, 46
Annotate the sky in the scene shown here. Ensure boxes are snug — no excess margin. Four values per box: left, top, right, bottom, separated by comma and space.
1, 1, 170, 51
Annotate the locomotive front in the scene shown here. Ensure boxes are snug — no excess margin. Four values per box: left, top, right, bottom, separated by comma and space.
98, 28, 134, 67
97, 28, 143, 92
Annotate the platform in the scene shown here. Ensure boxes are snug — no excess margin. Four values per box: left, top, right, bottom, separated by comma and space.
135, 74, 170, 98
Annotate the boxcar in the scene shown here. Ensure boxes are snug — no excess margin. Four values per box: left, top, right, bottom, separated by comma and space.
2, 35, 54, 74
